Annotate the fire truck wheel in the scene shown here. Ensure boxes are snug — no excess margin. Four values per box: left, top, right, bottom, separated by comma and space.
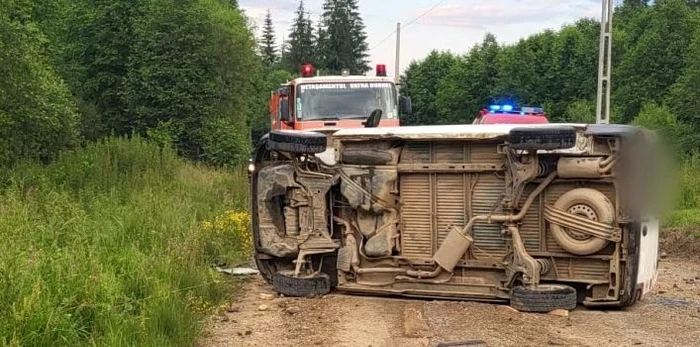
510, 284, 577, 312
272, 270, 331, 297
550, 188, 614, 255
508, 127, 577, 151
267, 131, 327, 154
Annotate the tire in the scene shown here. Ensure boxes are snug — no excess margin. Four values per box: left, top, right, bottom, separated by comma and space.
342, 149, 394, 165
254, 256, 278, 284
510, 284, 577, 312
508, 127, 576, 151
272, 270, 331, 297
550, 188, 614, 255
267, 130, 327, 154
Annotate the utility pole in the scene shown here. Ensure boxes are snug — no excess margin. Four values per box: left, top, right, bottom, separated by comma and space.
395, 22, 401, 85
596, 0, 614, 124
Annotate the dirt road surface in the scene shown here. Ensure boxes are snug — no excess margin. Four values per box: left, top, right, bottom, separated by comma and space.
201, 258, 700, 347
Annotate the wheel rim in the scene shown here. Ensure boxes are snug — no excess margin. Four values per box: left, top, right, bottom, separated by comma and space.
565, 204, 598, 241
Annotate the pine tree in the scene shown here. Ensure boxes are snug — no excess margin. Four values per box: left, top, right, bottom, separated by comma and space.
283, 0, 316, 72
317, 0, 370, 74
347, 0, 370, 73
623, 0, 649, 7
280, 36, 288, 63
315, 16, 326, 69
259, 9, 277, 66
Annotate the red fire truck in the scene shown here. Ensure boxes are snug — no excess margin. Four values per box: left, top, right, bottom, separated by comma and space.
269, 64, 411, 131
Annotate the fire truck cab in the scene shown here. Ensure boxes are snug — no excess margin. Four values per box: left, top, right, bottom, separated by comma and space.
269, 64, 411, 132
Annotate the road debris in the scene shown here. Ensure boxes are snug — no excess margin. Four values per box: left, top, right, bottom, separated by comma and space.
215, 266, 260, 276
495, 305, 519, 313
436, 340, 486, 346
548, 309, 569, 317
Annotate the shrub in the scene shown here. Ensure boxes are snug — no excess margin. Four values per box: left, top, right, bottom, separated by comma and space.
0, 137, 250, 346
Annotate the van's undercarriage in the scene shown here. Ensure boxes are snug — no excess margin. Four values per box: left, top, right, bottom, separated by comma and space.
250, 125, 658, 311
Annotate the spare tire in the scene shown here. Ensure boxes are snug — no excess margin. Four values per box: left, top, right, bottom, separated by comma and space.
510, 284, 577, 312
342, 149, 394, 165
550, 188, 614, 255
267, 130, 327, 154
508, 127, 576, 151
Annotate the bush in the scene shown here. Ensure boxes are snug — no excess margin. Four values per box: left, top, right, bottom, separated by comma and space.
0, 137, 250, 346
0, 1, 80, 167
679, 154, 700, 210
631, 102, 679, 134
564, 99, 596, 123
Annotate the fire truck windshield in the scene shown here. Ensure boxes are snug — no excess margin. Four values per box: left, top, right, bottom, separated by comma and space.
296, 82, 397, 121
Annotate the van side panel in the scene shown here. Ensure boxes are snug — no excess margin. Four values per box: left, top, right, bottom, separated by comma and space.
637, 218, 660, 298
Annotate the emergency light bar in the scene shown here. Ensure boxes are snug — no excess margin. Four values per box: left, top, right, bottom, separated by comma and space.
489, 104, 514, 112
520, 106, 544, 114
488, 104, 544, 115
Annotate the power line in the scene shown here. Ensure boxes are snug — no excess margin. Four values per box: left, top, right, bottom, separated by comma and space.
370, 31, 397, 51
403, 0, 447, 29
369, 0, 448, 51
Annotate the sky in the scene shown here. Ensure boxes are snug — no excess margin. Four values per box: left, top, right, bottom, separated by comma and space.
240, 0, 619, 77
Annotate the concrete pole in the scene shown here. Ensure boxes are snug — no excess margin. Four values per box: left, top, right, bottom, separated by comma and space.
395, 22, 401, 85
596, 0, 614, 124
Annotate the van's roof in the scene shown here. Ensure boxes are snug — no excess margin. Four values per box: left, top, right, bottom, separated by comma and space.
332, 123, 589, 140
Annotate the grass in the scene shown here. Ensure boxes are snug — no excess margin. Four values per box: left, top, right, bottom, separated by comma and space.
0, 136, 251, 346
663, 155, 700, 233
1, 135, 699, 346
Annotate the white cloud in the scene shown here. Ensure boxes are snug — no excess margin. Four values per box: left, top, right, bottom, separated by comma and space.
239, 0, 298, 22
414, 0, 601, 29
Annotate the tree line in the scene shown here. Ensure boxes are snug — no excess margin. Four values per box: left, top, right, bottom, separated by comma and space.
3, 0, 698, 169
0, 0, 372, 168
1, 0, 262, 167
401, 0, 700, 155
258, 0, 371, 75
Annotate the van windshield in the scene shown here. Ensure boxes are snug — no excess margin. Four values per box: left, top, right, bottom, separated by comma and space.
296, 82, 397, 121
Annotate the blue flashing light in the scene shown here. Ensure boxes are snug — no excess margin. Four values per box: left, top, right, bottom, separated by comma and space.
487, 103, 545, 115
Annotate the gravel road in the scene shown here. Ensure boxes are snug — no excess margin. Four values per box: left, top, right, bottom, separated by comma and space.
201, 257, 700, 347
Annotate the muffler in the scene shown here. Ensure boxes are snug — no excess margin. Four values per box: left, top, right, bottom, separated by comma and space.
433, 226, 474, 272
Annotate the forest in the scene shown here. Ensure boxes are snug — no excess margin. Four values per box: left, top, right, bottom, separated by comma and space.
402, 0, 700, 155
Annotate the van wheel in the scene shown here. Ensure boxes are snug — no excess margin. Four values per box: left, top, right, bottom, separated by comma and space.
267, 131, 327, 154
272, 270, 331, 297
508, 127, 577, 151
510, 284, 577, 312
550, 188, 614, 255
254, 256, 279, 284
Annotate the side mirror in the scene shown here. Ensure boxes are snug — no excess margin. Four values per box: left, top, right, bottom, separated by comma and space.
399, 96, 413, 115
279, 98, 291, 123
365, 109, 382, 128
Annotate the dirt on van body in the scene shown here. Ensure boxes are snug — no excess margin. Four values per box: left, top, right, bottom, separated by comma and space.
200, 254, 700, 347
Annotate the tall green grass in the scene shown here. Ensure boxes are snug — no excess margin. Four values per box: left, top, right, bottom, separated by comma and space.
0, 137, 250, 346
665, 155, 700, 232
